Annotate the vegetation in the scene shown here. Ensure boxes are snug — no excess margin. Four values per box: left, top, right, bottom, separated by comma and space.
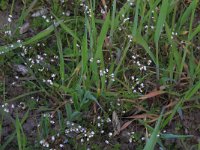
0, 0, 200, 149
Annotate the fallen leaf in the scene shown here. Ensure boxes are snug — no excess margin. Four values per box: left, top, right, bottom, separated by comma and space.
20, 22, 30, 34
32, 8, 48, 17
112, 111, 121, 136
13, 64, 29, 75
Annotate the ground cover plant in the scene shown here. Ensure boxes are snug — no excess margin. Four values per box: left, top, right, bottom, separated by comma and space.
0, 0, 200, 149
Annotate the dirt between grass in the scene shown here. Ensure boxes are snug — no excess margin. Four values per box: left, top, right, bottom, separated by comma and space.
1, 75, 200, 149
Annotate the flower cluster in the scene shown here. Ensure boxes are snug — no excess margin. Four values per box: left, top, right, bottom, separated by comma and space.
0, 102, 27, 113
8, 15, 12, 23
80, 2, 92, 17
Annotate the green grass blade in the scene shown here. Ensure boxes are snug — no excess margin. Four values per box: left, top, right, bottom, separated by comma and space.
132, 0, 140, 36
0, 132, 16, 150
154, 0, 169, 44
188, 25, 200, 41
81, 33, 88, 75
184, 81, 200, 100
161, 133, 193, 139
154, 0, 169, 79
0, 23, 60, 54
110, 0, 116, 41
178, 0, 198, 30
24, 23, 60, 45
94, 12, 110, 91
113, 2, 131, 32
144, 110, 164, 150
16, 115, 26, 150
52, 13, 80, 42
55, 27, 65, 85
135, 33, 156, 64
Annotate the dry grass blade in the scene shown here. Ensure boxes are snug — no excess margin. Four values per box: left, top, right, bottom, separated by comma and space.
126, 114, 158, 120
120, 120, 133, 132
139, 90, 165, 100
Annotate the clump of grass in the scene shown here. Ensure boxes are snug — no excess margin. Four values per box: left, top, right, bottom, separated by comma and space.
0, 0, 200, 149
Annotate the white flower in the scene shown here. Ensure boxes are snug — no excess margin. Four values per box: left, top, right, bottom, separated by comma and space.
51, 136, 55, 141
105, 140, 109, 144
8, 17, 12, 22
108, 132, 113, 137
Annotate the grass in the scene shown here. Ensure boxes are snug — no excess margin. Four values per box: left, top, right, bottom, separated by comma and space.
0, 0, 200, 149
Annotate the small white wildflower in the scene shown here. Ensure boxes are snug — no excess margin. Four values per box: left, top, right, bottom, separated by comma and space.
141, 137, 145, 141
140, 83, 144, 87
106, 118, 111, 123
47, 79, 53, 85
4, 108, 9, 113
105, 140, 109, 144
81, 138, 84, 143
101, 130, 104, 134
110, 73, 114, 77
131, 76, 135, 80
42, 15, 47, 19
97, 59, 101, 64
8, 17, 12, 22
66, 11, 70, 16
132, 55, 136, 59
88, 57, 93, 63
111, 78, 115, 82
143, 66, 147, 71
11, 104, 15, 108
108, 132, 113, 137
11, 82, 16, 85
51, 74, 56, 78
151, 26, 154, 29
147, 60, 152, 65
50, 120, 55, 124
123, 17, 130, 23
59, 144, 64, 148
40, 139, 45, 144
51, 136, 55, 141
99, 70, 103, 77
